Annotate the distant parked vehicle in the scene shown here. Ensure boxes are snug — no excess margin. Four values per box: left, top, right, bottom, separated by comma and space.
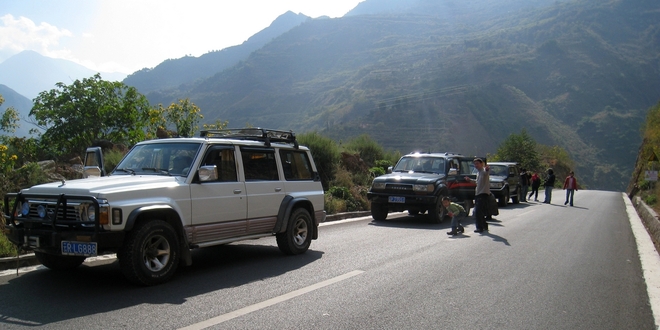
487, 162, 522, 206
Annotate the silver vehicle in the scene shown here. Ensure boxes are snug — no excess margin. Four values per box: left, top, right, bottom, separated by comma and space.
3, 128, 325, 285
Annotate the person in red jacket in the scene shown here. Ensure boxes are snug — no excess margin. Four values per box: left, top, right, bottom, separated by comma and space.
563, 171, 578, 206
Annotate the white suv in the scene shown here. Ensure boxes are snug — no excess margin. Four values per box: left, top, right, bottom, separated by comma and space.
3, 128, 325, 285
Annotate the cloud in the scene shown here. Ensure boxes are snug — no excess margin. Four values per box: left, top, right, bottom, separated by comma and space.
0, 14, 72, 60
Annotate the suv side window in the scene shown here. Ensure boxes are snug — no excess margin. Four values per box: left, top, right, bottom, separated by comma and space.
280, 150, 313, 180
241, 147, 279, 181
200, 145, 237, 182
460, 159, 475, 175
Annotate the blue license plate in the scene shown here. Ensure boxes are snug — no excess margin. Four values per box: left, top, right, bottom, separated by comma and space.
61, 241, 97, 257
388, 196, 405, 203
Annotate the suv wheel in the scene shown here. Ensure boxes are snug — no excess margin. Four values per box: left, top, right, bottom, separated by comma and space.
371, 203, 388, 221
35, 251, 85, 270
119, 220, 180, 286
428, 197, 444, 224
498, 188, 509, 207
512, 186, 521, 204
277, 208, 312, 255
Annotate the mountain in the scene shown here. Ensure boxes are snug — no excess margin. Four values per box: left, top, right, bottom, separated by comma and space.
0, 50, 126, 99
140, 0, 660, 191
0, 84, 35, 137
122, 11, 311, 94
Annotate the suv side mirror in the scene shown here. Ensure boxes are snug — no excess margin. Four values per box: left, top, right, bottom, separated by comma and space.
448, 168, 458, 175
83, 147, 105, 178
387, 166, 393, 174
198, 165, 218, 182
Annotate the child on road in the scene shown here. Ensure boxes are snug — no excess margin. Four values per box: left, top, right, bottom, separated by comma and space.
442, 197, 466, 236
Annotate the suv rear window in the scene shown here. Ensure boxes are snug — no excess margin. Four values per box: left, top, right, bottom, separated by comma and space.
280, 150, 313, 180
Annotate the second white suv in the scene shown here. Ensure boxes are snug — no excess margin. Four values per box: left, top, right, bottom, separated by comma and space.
3, 128, 325, 285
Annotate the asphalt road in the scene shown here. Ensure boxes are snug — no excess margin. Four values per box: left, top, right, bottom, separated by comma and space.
0, 190, 656, 329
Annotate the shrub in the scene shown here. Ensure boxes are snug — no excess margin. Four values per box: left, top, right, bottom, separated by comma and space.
298, 132, 340, 190
645, 194, 657, 205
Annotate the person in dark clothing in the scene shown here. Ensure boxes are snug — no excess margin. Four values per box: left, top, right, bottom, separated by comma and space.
520, 168, 531, 202
543, 168, 556, 204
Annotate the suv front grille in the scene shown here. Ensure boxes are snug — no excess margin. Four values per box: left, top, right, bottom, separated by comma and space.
26, 203, 81, 222
386, 184, 413, 192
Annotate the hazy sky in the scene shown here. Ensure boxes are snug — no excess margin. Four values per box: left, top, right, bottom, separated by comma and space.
0, 0, 364, 74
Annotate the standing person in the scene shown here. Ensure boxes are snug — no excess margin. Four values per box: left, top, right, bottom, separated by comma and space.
442, 197, 466, 236
520, 168, 530, 202
563, 171, 578, 206
543, 168, 556, 204
529, 172, 541, 201
465, 158, 490, 233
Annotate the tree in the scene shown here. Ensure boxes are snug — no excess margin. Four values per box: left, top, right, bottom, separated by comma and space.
493, 128, 541, 171
30, 74, 151, 157
164, 98, 203, 138
0, 96, 20, 135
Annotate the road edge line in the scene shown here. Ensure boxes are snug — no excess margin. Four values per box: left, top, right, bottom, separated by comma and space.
623, 192, 660, 328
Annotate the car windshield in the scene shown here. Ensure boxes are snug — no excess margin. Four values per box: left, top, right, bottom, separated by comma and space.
113, 142, 201, 176
393, 156, 445, 174
489, 165, 508, 177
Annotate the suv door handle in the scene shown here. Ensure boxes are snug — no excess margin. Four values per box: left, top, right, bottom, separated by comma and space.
275, 187, 282, 192
233, 189, 242, 194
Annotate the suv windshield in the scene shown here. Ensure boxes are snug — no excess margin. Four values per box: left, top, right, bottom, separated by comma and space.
113, 142, 201, 176
489, 165, 509, 177
393, 156, 445, 174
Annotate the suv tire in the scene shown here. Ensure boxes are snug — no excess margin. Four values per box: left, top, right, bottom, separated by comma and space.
371, 203, 388, 221
119, 220, 180, 286
428, 197, 445, 224
512, 186, 521, 204
277, 208, 312, 255
498, 188, 509, 207
35, 251, 85, 270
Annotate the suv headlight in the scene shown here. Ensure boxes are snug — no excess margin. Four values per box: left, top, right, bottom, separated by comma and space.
413, 184, 434, 192
372, 182, 386, 190
490, 182, 503, 188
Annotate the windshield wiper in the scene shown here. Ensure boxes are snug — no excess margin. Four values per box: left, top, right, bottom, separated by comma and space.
141, 167, 171, 175
115, 168, 136, 175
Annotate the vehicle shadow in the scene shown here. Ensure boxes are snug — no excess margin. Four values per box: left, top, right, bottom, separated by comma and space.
368, 213, 451, 230
0, 244, 323, 327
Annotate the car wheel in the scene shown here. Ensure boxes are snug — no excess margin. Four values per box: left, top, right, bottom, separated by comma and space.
277, 208, 312, 255
119, 220, 180, 286
498, 188, 509, 207
512, 186, 521, 204
35, 251, 85, 270
428, 197, 444, 224
371, 203, 388, 221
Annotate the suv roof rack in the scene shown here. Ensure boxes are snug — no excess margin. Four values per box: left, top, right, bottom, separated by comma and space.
200, 127, 299, 148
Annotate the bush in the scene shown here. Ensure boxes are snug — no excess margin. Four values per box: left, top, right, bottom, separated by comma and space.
343, 134, 383, 167
104, 148, 127, 173
645, 194, 657, 205
298, 132, 340, 190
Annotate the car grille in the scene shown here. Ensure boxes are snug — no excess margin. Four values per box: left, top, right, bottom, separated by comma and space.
26, 203, 81, 222
386, 184, 413, 192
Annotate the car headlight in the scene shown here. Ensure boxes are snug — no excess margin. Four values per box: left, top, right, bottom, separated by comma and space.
414, 184, 434, 192
87, 204, 96, 222
490, 182, 503, 188
20, 202, 30, 216
372, 182, 386, 190
37, 204, 47, 218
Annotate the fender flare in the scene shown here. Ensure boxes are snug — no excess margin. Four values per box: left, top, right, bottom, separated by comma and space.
125, 205, 192, 266
274, 196, 317, 239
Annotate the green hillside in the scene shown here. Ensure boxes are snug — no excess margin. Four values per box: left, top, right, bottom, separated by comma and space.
142, 0, 660, 191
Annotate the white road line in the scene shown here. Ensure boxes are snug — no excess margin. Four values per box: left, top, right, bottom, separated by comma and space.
623, 193, 660, 328
178, 270, 365, 330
